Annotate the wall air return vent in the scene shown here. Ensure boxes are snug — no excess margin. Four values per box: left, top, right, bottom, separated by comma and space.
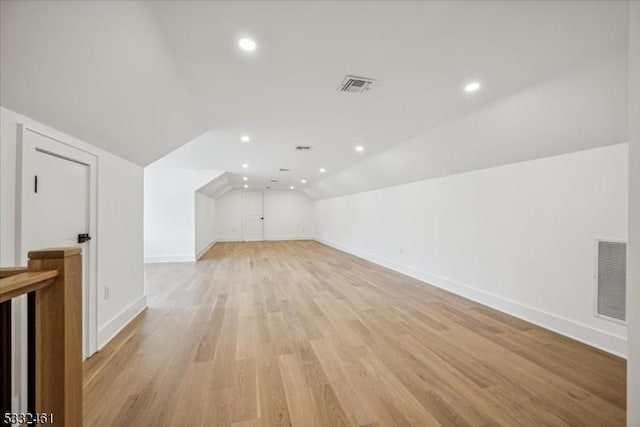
596, 240, 626, 322
339, 75, 376, 93
295, 145, 313, 151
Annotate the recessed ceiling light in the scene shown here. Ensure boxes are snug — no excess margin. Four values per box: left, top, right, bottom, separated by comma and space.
243, 177, 248, 181
355, 145, 364, 152
240, 135, 251, 143
301, 179, 307, 184
242, 163, 249, 168
464, 81, 481, 93
319, 168, 326, 173
244, 184, 248, 188
238, 38, 257, 52
290, 186, 295, 190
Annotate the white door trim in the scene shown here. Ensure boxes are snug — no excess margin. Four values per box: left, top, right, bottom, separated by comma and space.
16, 124, 99, 357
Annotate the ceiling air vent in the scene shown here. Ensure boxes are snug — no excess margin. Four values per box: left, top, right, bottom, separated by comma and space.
339, 75, 376, 93
270, 180, 279, 183
279, 168, 290, 172
295, 145, 313, 151
596, 240, 626, 322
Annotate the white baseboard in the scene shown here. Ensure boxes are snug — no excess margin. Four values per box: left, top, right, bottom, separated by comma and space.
196, 240, 216, 260
266, 235, 313, 241
315, 237, 627, 358
98, 295, 147, 349
215, 236, 312, 242
144, 254, 195, 263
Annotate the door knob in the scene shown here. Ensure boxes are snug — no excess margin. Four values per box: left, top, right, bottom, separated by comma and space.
78, 233, 92, 243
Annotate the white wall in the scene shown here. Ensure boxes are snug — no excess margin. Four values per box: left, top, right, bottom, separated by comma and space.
215, 189, 314, 241
315, 144, 628, 356
628, 2, 640, 425
1, 106, 145, 343
195, 192, 216, 258
266, 190, 314, 240
0, 106, 145, 410
215, 189, 243, 241
143, 168, 221, 263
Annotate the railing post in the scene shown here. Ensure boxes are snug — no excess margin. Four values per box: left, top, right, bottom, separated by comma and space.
28, 248, 82, 427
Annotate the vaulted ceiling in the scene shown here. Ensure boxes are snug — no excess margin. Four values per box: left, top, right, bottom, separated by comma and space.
0, 1, 630, 198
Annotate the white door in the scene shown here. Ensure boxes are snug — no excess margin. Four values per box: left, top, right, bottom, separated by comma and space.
19, 126, 97, 359
243, 191, 265, 241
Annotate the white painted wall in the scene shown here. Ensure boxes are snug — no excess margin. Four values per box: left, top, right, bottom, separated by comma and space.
266, 190, 314, 240
195, 192, 216, 258
0, 106, 145, 410
215, 189, 244, 241
315, 144, 628, 356
215, 189, 314, 241
627, 2, 640, 425
1, 106, 145, 344
143, 168, 221, 263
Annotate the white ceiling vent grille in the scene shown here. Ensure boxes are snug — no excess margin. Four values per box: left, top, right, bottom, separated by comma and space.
596, 240, 626, 322
339, 75, 376, 93
295, 145, 313, 151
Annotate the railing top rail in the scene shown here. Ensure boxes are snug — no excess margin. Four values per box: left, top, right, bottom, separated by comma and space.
0, 266, 28, 279
28, 247, 81, 259
0, 270, 58, 303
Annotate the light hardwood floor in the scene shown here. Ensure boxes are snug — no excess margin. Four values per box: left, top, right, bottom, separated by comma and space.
83, 241, 626, 426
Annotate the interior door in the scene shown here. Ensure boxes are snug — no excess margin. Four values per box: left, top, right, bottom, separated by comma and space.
243, 191, 265, 241
23, 149, 91, 358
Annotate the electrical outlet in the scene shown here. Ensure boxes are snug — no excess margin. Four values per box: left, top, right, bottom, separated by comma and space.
104, 285, 110, 300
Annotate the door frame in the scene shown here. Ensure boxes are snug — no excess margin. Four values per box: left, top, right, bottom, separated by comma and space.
241, 189, 266, 241
16, 124, 99, 358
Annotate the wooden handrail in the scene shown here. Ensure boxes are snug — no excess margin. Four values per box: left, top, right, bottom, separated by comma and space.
0, 271, 58, 303
0, 247, 83, 426
0, 266, 28, 278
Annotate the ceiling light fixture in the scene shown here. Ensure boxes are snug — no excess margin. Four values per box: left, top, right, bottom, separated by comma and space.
464, 81, 481, 93
301, 179, 307, 184
319, 168, 326, 173
243, 177, 248, 181
238, 38, 257, 52
244, 184, 248, 188
290, 186, 295, 190
240, 135, 251, 143
355, 145, 364, 152
242, 163, 249, 168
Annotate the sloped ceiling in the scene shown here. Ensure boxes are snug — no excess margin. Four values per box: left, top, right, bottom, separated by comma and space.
0, 1, 203, 165
197, 172, 234, 200
0, 1, 630, 197
304, 52, 628, 199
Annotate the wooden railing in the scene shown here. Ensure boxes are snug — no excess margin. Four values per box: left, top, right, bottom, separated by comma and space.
0, 248, 83, 426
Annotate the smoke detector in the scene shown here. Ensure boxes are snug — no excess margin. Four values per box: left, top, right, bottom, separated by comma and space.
339, 75, 376, 93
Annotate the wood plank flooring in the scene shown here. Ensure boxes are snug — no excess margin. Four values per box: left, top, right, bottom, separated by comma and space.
83, 240, 626, 426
